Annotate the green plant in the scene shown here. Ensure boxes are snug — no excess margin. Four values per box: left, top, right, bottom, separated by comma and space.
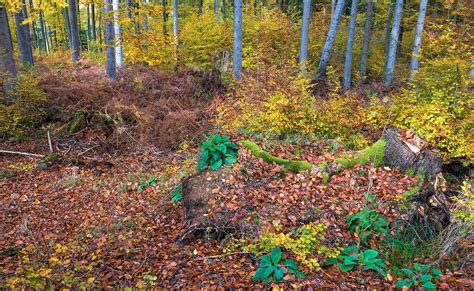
170, 185, 183, 203
335, 246, 387, 276
137, 177, 157, 192
252, 248, 304, 284
197, 134, 239, 171
347, 208, 388, 244
395, 263, 442, 290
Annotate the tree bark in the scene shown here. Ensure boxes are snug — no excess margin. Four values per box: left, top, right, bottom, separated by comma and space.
384, 0, 404, 86
173, 0, 179, 64
68, 0, 82, 63
113, 0, 123, 68
215, 0, 219, 19
91, 2, 97, 41
409, 0, 428, 79
39, 11, 49, 53
14, 0, 34, 66
298, 0, 311, 70
233, 0, 243, 80
383, 1, 394, 73
104, 0, 117, 80
343, 0, 357, 90
0, 6, 17, 98
359, 0, 374, 79
316, 0, 345, 78
63, 7, 72, 48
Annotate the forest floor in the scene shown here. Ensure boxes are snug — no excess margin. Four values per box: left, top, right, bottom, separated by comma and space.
0, 65, 472, 289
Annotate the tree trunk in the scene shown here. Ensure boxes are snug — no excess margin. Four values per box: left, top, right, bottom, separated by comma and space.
14, 0, 34, 66
298, 0, 311, 70
63, 7, 72, 48
233, 0, 243, 80
342, 0, 357, 90
215, 0, 219, 19
173, 0, 179, 64
383, 1, 394, 73
68, 0, 81, 63
409, 0, 428, 79
91, 2, 97, 41
198, 0, 203, 15
316, 0, 345, 78
0, 7, 17, 98
39, 11, 49, 53
113, 0, 123, 68
104, 0, 117, 80
359, 0, 374, 79
142, 0, 149, 30
384, 0, 403, 86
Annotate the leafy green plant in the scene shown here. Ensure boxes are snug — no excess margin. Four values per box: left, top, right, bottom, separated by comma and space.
252, 248, 305, 284
395, 263, 442, 290
170, 185, 183, 203
347, 208, 388, 244
197, 134, 238, 171
333, 246, 387, 276
137, 177, 158, 192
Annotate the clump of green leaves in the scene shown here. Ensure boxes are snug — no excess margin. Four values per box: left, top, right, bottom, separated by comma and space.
332, 246, 387, 276
197, 134, 239, 171
137, 177, 157, 192
347, 208, 388, 244
252, 248, 305, 284
170, 185, 183, 203
395, 263, 442, 290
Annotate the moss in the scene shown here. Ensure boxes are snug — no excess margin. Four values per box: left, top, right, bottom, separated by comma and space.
241, 140, 312, 171
404, 174, 425, 198
405, 167, 416, 176
334, 139, 386, 169
67, 109, 89, 134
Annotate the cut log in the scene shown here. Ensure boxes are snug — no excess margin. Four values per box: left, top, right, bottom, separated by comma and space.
382, 128, 442, 177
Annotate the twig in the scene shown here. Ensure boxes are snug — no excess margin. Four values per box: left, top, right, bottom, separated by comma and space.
0, 150, 45, 158
47, 131, 53, 153
194, 252, 250, 261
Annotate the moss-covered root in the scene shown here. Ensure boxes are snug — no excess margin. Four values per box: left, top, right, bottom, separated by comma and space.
241, 140, 312, 171
333, 139, 386, 169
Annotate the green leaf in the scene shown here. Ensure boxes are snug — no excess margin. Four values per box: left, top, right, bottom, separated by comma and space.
363, 249, 379, 260
263, 265, 276, 278
260, 257, 272, 268
420, 274, 432, 282
396, 279, 410, 288
338, 263, 354, 272
343, 255, 358, 265
322, 257, 338, 266
252, 267, 266, 281
224, 156, 237, 165
285, 259, 298, 270
295, 270, 305, 278
402, 268, 413, 277
270, 248, 282, 264
171, 193, 182, 203
211, 159, 223, 170
212, 134, 222, 143
275, 267, 284, 281
422, 281, 436, 290
216, 144, 227, 154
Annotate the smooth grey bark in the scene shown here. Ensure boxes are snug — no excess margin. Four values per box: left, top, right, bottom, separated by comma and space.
142, 0, 149, 30
409, 0, 428, 79
343, 0, 357, 90
383, 1, 394, 72
215, 0, 219, 19
113, 0, 123, 68
384, 0, 404, 86
14, 0, 34, 66
68, 0, 81, 62
316, 0, 345, 78
91, 2, 97, 41
298, 0, 311, 69
0, 7, 17, 97
173, 0, 178, 63
359, 0, 374, 78
104, 0, 117, 80
233, 0, 243, 80
39, 11, 49, 53
63, 7, 72, 48
28, 0, 39, 49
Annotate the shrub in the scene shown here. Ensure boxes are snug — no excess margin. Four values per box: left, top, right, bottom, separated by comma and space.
395, 263, 442, 290
252, 248, 305, 284
346, 208, 389, 245
197, 134, 239, 171
333, 246, 387, 276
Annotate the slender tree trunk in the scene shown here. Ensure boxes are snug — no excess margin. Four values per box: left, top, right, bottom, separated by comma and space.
173, 0, 179, 64
28, 0, 39, 50
39, 11, 49, 53
384, 0, 404, 86
409, 0, 428, 79
14, 0, 34, 66
68, 0, 81, 62
233, 0, 243, 80
113, 0, 124, 68
222, 0, 226, 20
384, 1, 394, 74
0, 7, 17, 98
86, 4, 91, 50
142, 0, 149, 30
343, 0, 357, 90
126, 0, 133, 19
162, 0, 168, 36
63, 8, 72, 48
298, 0, 311, 69
91, 2, 97, 41
316, 0, 345, 78
198, 0, 203, 15
359, 0, 374, 79
104, 0, 117, 79
215, 0, 219, 19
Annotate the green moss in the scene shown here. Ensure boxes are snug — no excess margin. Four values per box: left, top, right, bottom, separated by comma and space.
405, 167, 416, 176
334, 139, 386, 169
403, 174, 425, 198
241, 140, 312, 171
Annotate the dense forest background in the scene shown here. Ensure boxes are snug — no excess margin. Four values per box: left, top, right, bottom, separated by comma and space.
0, 0, 472, 289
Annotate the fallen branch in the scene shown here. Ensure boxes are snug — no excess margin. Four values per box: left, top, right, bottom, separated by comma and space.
0, 150, 45, 158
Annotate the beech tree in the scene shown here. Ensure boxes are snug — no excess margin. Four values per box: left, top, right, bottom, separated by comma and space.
0, 6, 17, 97
173, 0, 179, 62
298, 0, 311, 70
316, 0, 345, 78
14, 0, 34, 66
409, 0, 428, 79
233, 0, 243, 80
113, 0, 124, 68
384, 0, 404, 86
343, 0, 358, 90
105, 0, 117, 80
68, 0, 81, 63
360, 0, 374, 79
